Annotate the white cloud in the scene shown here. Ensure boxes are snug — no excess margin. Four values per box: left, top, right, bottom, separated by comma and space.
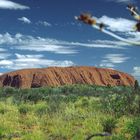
18, 45, 78, 54
104, 54, 130, 63
0, 0, 29, 10
99, 54, 130, 68
126, 32, 140, 41
0, 48, 7, 52
0, 32, 16, 44
70, 42, 125, 49
0, 33, 78, 54
0, 53, 75, 70
0, 33, 130, 63
86, 40, 127, 49
98, 16, 136, 32
0, 33, 128, 53
15, 53, 43, 59
99, 63, 115, 68
0, 60, 13, 65
18, 17, 31, 24
132, 67, 140, 78
108, 0, 131, 3
0, 33, 128, 72
95, 15, 140, 44
37, 21, 52, 27
0, 53, 11, 59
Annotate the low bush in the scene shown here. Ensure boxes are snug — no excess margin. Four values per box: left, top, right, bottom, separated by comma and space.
81, 98, 89, 107
18, 104, 30, 115
112, 134, 127, 140
101, 92, 140, 116
35, 103, 48, 117
124, 118, 140, 139
101, 117, 117, 133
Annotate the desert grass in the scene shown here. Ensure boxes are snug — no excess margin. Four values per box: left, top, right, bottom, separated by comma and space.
0, 85, 139, 140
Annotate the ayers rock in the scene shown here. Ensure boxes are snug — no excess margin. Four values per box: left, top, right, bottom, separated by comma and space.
0, 66, 135, 89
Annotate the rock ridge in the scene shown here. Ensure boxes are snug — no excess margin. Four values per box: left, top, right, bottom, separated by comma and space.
0, 66, 135, 88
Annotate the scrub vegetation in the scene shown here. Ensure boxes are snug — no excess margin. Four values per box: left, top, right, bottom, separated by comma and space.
0, 83, 140, 140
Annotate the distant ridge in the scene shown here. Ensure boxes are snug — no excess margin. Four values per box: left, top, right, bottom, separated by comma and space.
0, 66, 135, 88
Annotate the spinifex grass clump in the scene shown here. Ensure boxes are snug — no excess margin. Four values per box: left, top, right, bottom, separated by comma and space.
124, 118, 140, 139
101, 117, 117, 133
18, 104, 30, 115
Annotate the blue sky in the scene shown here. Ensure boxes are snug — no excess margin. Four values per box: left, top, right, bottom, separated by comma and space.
0, 0, 140, 81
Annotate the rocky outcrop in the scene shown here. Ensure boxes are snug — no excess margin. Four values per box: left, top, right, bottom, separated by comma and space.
0, 66, 135, 88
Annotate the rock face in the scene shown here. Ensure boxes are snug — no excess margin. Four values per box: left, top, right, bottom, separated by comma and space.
0, 66, 135, 88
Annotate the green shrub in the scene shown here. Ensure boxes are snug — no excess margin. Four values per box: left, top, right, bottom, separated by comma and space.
22, 130, 45, 140
0, 103, 8, 114
35, 103, 48, 117
100, 92, 140, 116
3, 87, 17, 97
134, 80, 139, 91
131, 95, 140, 114
19, 89, 44, 103
0, 127, 5, 139
81, 98, 89, 107
124, 118, 140, 139
47, 101, 60, 114
101, 117, 117, 133
0, 108, 6, 114
18, 104, 30, 115
46, 96, 64, 114
37, 87, 53, 95
0, 85, 133, 103
112, 134, 127, 140
64, 94, 78, 103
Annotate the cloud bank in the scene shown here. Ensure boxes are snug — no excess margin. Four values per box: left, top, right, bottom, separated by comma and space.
0, 0, 29, 10
0, 53, 75, 70
100, 54, 130, 68
98, 16, 136, 32
108, 0, 131, 3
